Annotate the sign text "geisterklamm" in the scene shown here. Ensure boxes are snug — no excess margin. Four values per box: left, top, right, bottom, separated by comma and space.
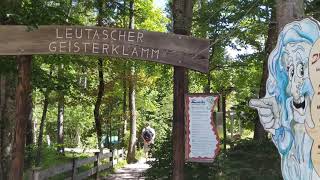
49, 27, 160, 59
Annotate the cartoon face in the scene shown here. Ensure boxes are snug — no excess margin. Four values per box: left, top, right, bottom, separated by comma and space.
283, 43, 310, 116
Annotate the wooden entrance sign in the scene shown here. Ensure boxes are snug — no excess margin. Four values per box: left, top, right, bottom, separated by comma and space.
0, 26, 209, 72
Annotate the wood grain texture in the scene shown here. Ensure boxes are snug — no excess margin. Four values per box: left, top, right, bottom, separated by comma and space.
0, 25, 209, 72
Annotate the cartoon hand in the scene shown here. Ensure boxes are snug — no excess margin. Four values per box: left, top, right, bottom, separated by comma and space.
249, 97, 281, 135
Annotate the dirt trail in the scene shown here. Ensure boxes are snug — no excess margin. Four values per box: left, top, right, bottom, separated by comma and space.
104, 158, 150, 180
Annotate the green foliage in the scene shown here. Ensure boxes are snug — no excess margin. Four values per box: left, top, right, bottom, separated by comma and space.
145, 137, 282, 180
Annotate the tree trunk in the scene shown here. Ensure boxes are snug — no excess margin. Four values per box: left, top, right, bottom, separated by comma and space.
9, 55, 32, 180
26, 104, 33, 146
0, 61, 16, 180
122, 65, 127, 145
254, 0, 304, 140
127, 0, 137, 164
172, 0, 193, 179
94, 58, 104, 150
25, 99, 34, 169
57, 64, 64, 154
127, 66, 137, 163
254, 4, 277, 141
276, 0, 304, 30
109, 116, 112, 149
93, 0, 105, 151
35, 88, 50, 166
57, 90, 64, 153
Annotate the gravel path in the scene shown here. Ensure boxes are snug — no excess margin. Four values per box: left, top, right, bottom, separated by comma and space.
104, 158, 150, 180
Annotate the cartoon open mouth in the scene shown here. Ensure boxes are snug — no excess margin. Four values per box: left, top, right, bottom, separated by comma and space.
293, 99, 306, 110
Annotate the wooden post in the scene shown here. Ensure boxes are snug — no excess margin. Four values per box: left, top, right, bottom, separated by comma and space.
9, 55, 32, 180
172, 66, 187, 180
110, 150, 114, 168
172, 0, 193, 179
222, 93, 227, 151
94, 152, 100, 180
71, 158, 77, 180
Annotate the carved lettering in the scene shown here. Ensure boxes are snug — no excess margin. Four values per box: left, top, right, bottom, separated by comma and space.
74, 42, 80, 52
131, 47, 138, 57
119, 30, 126, 41
151, 49, 159, 59
137, 32, 144, 42
75, 28, 82, 39
59, 41, 67, 52
93, 30, 100, 40
85, 29, 93, 39
122, 45, 128, 56
128, 31, 135, 42
83, 42, 90, 52
141, 48, 149, 58
92, 43, 99, 53
56, 28, 63, 39
49, 41, 57, 52
48, 27, 166, 62
68, 41, 71, 52
102, 30, 108, 40
102, 44, 109, 54
111, 30, 117, 40
112, 44, 119, 54
66, 28, 72, 39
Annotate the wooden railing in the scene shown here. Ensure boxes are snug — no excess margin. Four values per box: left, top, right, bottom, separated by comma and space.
29, 148, 125, 180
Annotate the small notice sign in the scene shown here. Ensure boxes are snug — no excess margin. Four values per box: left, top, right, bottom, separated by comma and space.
185, 94, 220, 163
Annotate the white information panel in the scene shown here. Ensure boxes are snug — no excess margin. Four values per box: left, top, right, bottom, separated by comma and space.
185, 94, 220, 163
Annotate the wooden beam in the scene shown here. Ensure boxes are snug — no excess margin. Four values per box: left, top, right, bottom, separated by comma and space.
0, 25, 209, 72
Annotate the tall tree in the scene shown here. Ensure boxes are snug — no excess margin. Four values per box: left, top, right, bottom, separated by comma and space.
35, 67, 52, 166
94, 0, 105, 150
277, 0, 304, 29
122, 63, 127, 145
254, 1, 277, 140
9, 55, 32, 180
0, 58, 16, 180
57, 64, 65, 154
127, 0, 137, 164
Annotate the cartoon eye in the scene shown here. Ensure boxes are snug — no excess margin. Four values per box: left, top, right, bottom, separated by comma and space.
288, 65, 294, 80
297, 63, 304, 78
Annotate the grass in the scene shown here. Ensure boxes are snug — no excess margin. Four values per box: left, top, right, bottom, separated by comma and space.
25, 146, 105, 179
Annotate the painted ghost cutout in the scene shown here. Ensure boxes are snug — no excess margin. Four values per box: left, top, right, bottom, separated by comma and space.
250, 18, 320, 180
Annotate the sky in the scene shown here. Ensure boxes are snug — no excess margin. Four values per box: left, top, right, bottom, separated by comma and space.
153, 0, 167, 10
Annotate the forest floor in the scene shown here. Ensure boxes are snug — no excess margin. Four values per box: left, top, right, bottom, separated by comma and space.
104, 158, 152, 180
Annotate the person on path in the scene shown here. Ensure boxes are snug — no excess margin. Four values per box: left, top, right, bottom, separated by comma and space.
141, 123, 155, 159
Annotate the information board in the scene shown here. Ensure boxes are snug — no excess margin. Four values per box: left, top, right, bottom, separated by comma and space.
185, 94, 220, 163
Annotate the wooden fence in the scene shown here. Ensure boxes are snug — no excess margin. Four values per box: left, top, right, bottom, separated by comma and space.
29, 148, 125, 180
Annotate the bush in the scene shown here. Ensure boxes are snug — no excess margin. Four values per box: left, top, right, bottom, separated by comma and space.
144, 137, 282, 180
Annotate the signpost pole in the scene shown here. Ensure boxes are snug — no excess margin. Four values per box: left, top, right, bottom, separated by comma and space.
172, 0, 193, 179
173, 66, 187, 180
